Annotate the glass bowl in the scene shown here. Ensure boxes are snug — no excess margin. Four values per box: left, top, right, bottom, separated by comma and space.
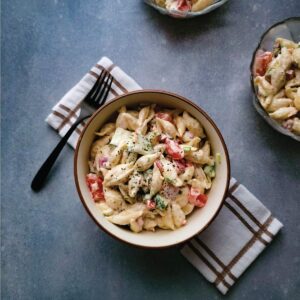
144, 0, 229, 18
250, 17, 300, 142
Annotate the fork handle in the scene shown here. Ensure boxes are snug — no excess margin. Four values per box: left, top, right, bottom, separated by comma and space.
31, 115, 91, 191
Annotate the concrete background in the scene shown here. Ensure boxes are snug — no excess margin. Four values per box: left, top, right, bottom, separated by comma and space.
1, 0, 300, 299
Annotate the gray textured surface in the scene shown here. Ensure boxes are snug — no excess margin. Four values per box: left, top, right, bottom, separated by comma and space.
1, 0, 300, 299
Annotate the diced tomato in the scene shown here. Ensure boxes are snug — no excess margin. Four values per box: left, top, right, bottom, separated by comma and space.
86, 173, 104, 202
165, 138, 184, 160
156, 112, 173, 123
155, 160, 164, 173
177, 0, 192, 11
92, 190, 104, 202
146, 200, 156, 210
188, 187, 208, 208
174, 159, 186, 174
253, 50, 273, 76
195, 194, 208, 208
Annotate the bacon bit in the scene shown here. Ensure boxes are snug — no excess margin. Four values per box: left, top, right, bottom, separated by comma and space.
253, 50, 273, 76
177, 0, 192, 11
98, 156, 108, 168
174, 159, 186, 174
155, 160, 164, 173
286, 69, 295, 81
159, 134, 168, 143
146, 200, 156, 210
156, 112, 173, 123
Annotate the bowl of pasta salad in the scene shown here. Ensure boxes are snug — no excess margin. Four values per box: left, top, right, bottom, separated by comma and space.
74, 90, 230, 248
251, 17, 300, 141
144, 0, 228, 18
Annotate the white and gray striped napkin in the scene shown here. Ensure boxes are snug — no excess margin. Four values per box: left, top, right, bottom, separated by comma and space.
46, 57, 283, 295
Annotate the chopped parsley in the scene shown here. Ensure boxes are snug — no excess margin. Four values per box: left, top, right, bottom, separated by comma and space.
154, 195, 168, 210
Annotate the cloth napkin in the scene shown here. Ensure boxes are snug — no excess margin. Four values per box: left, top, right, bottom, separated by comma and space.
46, 57, 283, 295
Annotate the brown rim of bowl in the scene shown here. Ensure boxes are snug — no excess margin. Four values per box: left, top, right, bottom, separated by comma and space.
74, 90, 231, 249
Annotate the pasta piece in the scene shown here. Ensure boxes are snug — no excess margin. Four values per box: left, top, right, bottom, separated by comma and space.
186, 137, 201, 148
182, 203, 195, 215
254, 76, 276, 96
107, 142, 127, 168
174, 115, 186, 137
137, 108, 155, 135
285, 76, 300, 100
182, 112, 205, 138
116, 112, 139, 131
135, 153, 161, 172
276, 38, 298, 49
182, 131, 195, 142
95, 123, 116, 137
266, 98, 293, 113
153, 143, 166, 153
179, 165, 195, 184
138, 106, 151, 125
157, 207, 175, 230
127, 110, 139, 118
175, 186, 189, 208
130, 217, 144, 233
189, 179, 205, 194
150, 163, 164, 197
269, 107, 298, 120
293, 47, 300, 67
172, 203, 186, 228
103, 187, 124, 210
119, 184, 136, 204
194, 166, 212, 189
90, 136, 111, 159
185, 149, 213, 165
128, 171, 143, 198
96, 202, 114, 216
143, 218, 157, 232
156, 118, 177, 139
192, 0, 214, 12
294, 88, 300, 110
160, 157, 183, 187
103, 163, 135, 186
292, 117, 300, 134
106, 203, 146, 225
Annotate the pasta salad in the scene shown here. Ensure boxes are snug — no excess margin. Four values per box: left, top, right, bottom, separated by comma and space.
86, 105, 216, 233
253, 38, 300, 135
154, 0, 214, 12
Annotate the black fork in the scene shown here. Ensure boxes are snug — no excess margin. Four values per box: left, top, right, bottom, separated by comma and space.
31, 70, 113, 191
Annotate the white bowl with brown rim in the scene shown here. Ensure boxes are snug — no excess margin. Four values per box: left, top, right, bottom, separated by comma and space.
74, 90, 230, 248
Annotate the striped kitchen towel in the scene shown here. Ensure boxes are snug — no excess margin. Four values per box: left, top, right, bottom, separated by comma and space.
46, 57, 141, 148
46, 57, 283, 294
181, 178, 283, 294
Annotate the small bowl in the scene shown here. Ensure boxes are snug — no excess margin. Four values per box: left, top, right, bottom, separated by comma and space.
74, 90, 230, 248
144, 0, 229, 19
250, 17, 300, 142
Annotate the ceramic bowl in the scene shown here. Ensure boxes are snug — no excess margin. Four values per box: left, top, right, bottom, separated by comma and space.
74, 90, 230, 248
250, 17, 300, 142
144, 0, 229, 19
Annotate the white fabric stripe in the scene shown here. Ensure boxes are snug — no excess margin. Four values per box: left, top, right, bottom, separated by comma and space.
190, 239, 223, 273
216, 282, 228, 295
226, 196, 267, 233
231, 184, 271, 224
181, 245, 217, 283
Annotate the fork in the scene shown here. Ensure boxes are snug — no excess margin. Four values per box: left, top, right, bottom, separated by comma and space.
31, 70, 114, 191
